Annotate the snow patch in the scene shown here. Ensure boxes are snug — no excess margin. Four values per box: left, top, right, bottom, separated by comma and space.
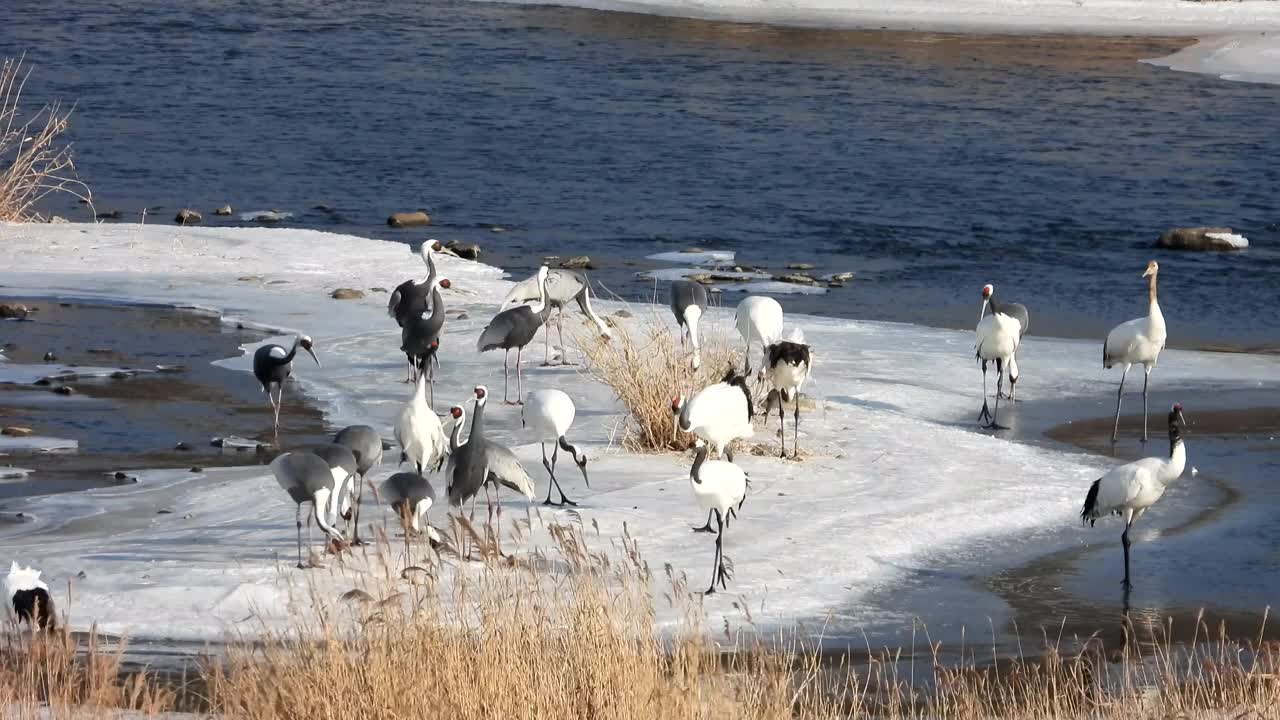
1206, 232, 1250, 249
717, 280, 829, 295
1144, 33, 1280, 86
0, 435, 78, 453
646, 250, 735, 265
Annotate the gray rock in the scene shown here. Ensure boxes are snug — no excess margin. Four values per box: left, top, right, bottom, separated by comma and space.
829, 272, 855, 282
0, 303, 30, 319
1157, 227, 1247, 251
43, 351, 56, 362
54, 386, 75, 396
96, 210, 123, 220
331, 288, 365, 300
48, 215, 69, 224
387, 211, 431, 228
786, 262, 816, 270
612, 310, 633, 319
1, 426, 33, 437
174, 208, 202, 225
561, 255, 593, 270
446, 240, 482, 260
214, 204, 233, 216
775, 273, 818, 285
370, 286, 388, 293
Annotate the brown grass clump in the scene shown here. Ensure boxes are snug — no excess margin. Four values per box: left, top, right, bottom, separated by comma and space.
0, 55, 93, 222
575, 301, 744, 452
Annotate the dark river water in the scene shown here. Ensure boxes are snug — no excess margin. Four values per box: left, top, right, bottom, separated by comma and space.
3, 0, 1279, 348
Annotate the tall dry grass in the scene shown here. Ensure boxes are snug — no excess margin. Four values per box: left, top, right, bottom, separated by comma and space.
0, 55, 93, 222
574, 298, 747, 453
4, 526, 1279, 719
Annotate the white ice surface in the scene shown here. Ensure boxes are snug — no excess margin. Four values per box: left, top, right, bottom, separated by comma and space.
239, 210, 294, 223
0, 223, 1276, 643
1205, 232, 1251, 249
646, 250, 735, 265
715, 280, 829, 295
638, 267, 770, 282
1144, 32, 1280, 86
0, 436, 78, 453
476, 0, 1280, 35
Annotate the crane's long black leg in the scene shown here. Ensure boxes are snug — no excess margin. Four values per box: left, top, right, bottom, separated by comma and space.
516, 347, 524, 404
705, 510, 724, 595
1121, 524, 1133, 589
502, 350, 511, 404
778, 393, 787, 458
552, 441, 577, 506
1111, 365, 1129, 443
984, 360, 1009, 430
1141, 368, 1151, 444
793, 399, 801, 460
543, 318, 552, 366
295, 504, 305, 569
692, 509, 714, 533
978, 362, 992, 424
557, 309, 573, 366
541, 443, 557, 506
350, 472, 365, 546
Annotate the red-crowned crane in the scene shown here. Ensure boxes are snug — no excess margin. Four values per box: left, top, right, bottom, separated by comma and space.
523, 388, 590, 506
974, 284, 1021, 430
1104, 260, 1167, 443
688, 439, 747, 595
735, 296, 783, 374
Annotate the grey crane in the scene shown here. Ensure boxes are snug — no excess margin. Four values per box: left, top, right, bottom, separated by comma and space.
380, 470, 440, 543
669, 280, 709, 370
401, 277, 451, 399
388, 240, 444, 381
447, 386, 535, 524
501, 267, 612, 366
270, 451, 346, 569
334, 424, 384, 545
478, 265, 551, 404
252, 334, 319, 438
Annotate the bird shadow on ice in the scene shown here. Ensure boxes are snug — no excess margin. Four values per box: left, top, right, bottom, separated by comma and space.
865, 555, 977, 582
824, 395, 903, 415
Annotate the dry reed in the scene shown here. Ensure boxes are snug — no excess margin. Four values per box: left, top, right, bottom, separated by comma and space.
4, 527, 1279, 719
574, 297, 746, 452
0, 55, 93, 223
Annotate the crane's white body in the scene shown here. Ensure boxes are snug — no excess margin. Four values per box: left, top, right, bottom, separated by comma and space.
975, 311, 1021, 366
524, 389, 576, 441
1103, 261, 1167, 442
690, 455, 747, 519
681, 381, 753, 457
735, 296, 783, 371
395, 373, 447, 475
1089, 446, 1186, 525
683, 304, 704, 370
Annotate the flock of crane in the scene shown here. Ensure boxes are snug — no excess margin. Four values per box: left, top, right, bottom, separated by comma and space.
245, 242, 1185, 597
2, 246, 1189, 630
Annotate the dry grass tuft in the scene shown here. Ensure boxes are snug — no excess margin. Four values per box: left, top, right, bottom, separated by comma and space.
574, 300, 745, 453
0, 55, 93, 222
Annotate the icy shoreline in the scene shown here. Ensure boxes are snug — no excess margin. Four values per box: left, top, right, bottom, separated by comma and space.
1, 223, 1276, 644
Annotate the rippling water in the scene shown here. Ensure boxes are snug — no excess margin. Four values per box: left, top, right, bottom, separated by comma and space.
6, 1, 1279, 346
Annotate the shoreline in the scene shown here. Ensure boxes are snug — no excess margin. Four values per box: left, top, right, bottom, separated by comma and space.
0, 222, 1276, 654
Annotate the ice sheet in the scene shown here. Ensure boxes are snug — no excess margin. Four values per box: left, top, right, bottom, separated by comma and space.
473, 0, 1280, 35
0, 222, 1275, 643
1144, 32, 1280, 86
646, 250, 735, 265
0, 435, 78, 452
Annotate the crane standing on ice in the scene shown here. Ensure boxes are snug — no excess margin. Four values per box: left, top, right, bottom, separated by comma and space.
334, 424, 384, 546
479, 265, 551, 404
388, 240, 445, 382
762, 329, 812, 459
523, 389, 590, 507
7, 562, 56, 631
688, 439, 747, 595
500, 267, 612, 366
673, 366, 754, 532
1081, 403, 1187, 589
271, 451, 347, 569
974, 284, 1021, 430
981, 297, 1029, 401
252, 334, 319, 438
670, 280, 709, 371
1104, 260, 1167, 443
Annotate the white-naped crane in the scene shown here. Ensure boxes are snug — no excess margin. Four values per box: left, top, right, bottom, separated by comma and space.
395, 369, 448, 477
402, 276, 452, 398
388, 240, 444, 382
447, 386, 535, 525
501, 268, 612, 366
673, 365, 754, 532
334, 425, 384, 546
761, 328, 812, 459
670, 280, 709, 371
735, 296, 783, 374
252, 334, 319, 438
981, 297, 1029, 401
974, 284, 1021, 430
1104, 260, 1168, 443
523, 388, 590, 506
688, 438, 747, 595
1081, 403, 1187, 589
479, 265, 550, 404
270, 450, 347, 569
6, 562, 56, 631
380, 470, 441, 544
304, 443, 360, 536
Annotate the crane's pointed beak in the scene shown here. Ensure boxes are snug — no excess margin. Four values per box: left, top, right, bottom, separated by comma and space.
306, 348, 321, 367
1177, 409, 1187, 427
578, 457, 590, 488
978, 299, 989, 326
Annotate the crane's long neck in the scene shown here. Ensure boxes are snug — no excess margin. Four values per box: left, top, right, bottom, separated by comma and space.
576, 282, 611, 337
280, 336, 301, 365
413, 369, 428, 401
690, 444, 708, 483
450, 413, 467, 453
1147, 270, 1164, 327
529, 272, 548, 316
986, 293, 1002, 317
470, 398, 487, 443
1163, 420, 1186, 483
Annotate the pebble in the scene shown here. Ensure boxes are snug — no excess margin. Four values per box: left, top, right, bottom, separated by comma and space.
370, 286, 388, 293
387, 211, 431, 228
110, 370, 130, 379
1, 427, 33, 437
560, 255, 593, 270
174, 208, 202, 225
43, 351, 57, 361
54, 386, 75, 396
214, 204, 233, 216
830, 272, 855, 282
0, 303, 32, 319
175, 442, 191, 451
189, 466, 203, 473
786, 262, 816, 270
331, 288, 365, 300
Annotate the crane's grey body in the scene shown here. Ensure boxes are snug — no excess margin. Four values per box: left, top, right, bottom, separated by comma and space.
480, 266, 552, 403
402, 284, 446, 393
380, 471, 437, 536
387, 243, 440, 328
669, 280, 708, 325
334, 424, 383, 544
448, 397, 489, 511
271, 450, 345, 569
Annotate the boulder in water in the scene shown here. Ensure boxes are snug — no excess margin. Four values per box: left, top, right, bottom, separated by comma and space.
561, 255, 593, 270
174, 208, 202, 225
446, 240, 481, 260
387, 211, 431, 228
1157, 227, 1249, 251
214, 204, 233, 216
